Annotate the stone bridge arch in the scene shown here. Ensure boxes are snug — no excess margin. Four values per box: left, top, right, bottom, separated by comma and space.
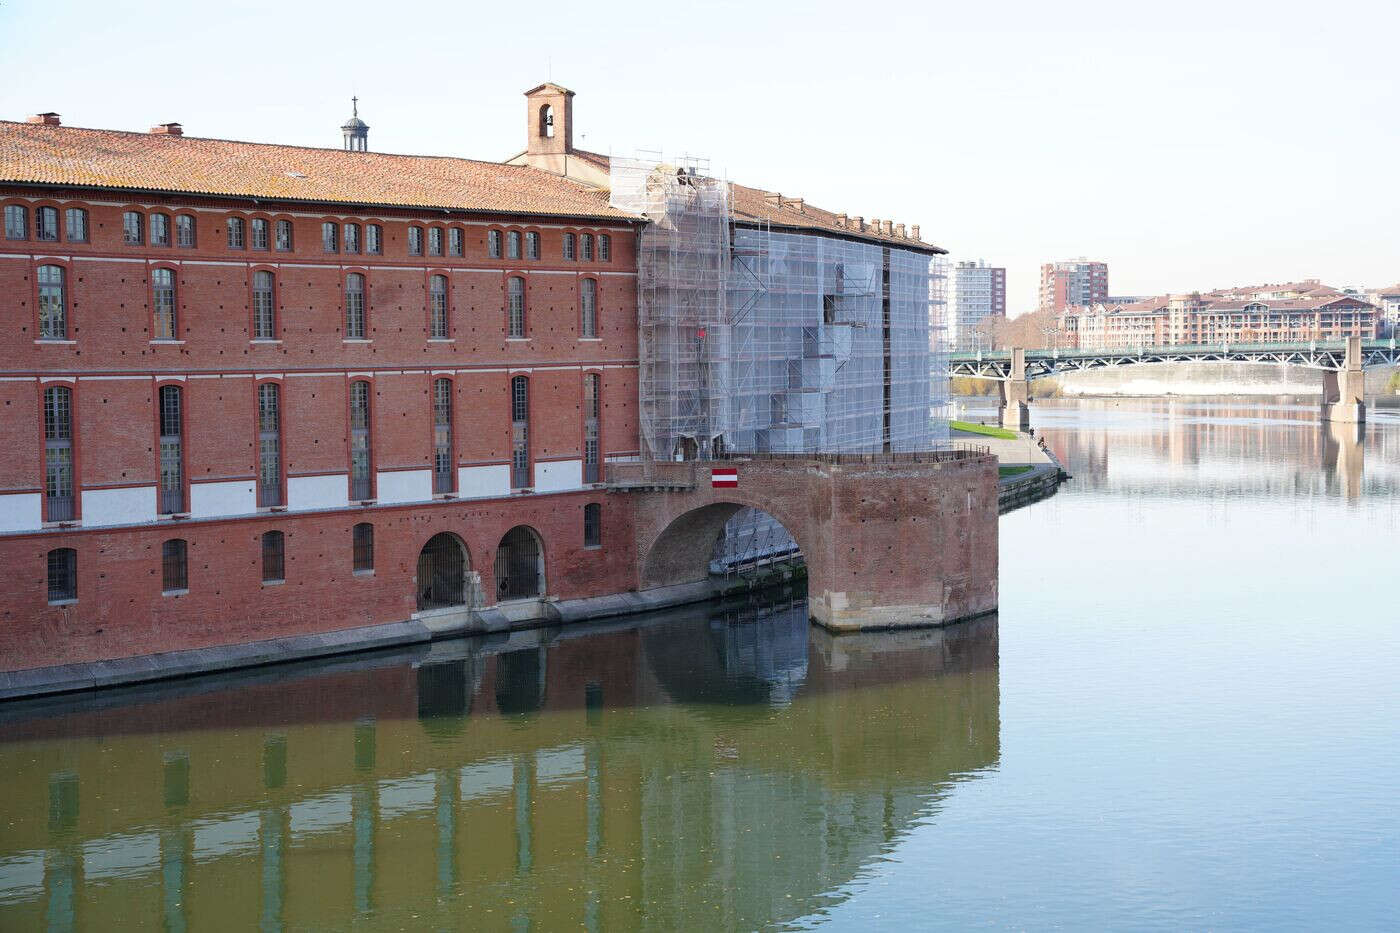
611, 453, 1000, 631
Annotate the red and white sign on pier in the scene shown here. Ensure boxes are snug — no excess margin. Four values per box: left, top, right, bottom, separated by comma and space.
710, 467, 738, 488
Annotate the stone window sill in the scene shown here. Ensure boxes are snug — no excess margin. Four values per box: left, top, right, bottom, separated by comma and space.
162, 588, 189, 597
35, 339, 77, 345
353, 569, 375, 577
427, 338, 455, 343
582, 544, 602, 551
578, 337, 602, 342
250, 339, 283, 345
48, 598, 78, 606
150, 339, 185, 346
343, 338, 371, 344
262, 579, 285, 587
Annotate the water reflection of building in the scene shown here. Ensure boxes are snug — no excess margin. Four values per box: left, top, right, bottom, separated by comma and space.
0, 599, 999, 930
1032, 398, 1385, 501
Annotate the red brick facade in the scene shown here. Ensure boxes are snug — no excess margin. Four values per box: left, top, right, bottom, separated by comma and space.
0, 187, 644, 671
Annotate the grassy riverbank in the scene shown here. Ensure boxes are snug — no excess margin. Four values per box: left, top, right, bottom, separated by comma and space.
951, 420, 1020, 440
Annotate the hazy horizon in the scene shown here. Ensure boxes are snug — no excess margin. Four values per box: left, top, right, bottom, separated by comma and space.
3, 0, 1397, 313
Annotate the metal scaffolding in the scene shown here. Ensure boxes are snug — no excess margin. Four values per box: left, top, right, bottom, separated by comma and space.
611, 154, 950, 569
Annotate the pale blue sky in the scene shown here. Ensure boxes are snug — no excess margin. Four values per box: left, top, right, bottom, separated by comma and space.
3, 0, 1397, 311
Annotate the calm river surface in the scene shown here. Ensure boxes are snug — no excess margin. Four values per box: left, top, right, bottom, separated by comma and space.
2, 398, 1399, 931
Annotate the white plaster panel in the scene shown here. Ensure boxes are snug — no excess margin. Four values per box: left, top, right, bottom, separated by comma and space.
376, 469, 432, 504
190, 480, 256, 518
289, 791, 351, 838
82, 832, 160, 881
288, 473, 349, 511
458, 464, 511, 499
378, 773, 436, 820
191, 812, 261, 861
534, 459, 582, 493
81, 486, 156, 526
460, 758, 514, 801
0, 493, 42, 533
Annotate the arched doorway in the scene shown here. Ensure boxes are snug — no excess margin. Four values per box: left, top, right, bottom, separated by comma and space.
417, 532, 468, 610
642, 502, 806, 591
494, 525, 545, 601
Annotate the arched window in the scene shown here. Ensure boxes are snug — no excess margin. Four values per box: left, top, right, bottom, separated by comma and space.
152, 268, 177, 339
226, 217, 244, 249
507, 230, 521, 260
581, 233, 594, 261
495, 526, 544, 600
261, 530, 285, 583
366, 223, 382, 255
429, 274, 449, 338
345, 272, 366, 339
157, 385, 184, 514
583, 503, 601, 548
252, 270, 276, 339
343, 222, 361, 254
37, 264, 67, 340
349, 380, 373, 501
274, 219, 292, 251
65, 208, 88, 243
580, 278, 597, 338
433, 378, 454, 494
540, 104, 554, 139
257, 383, 282, 507
149, 213, 170, 247
322, 221, 338, 253
162, 539, 188, 592
511, 375, 530, 489
599, 234, 611, 262
47, 547, 77, 602
417, 533, 468, 609
4, 204, 27, 239
43, 385, 75, 521
407, 226, 423, 256
36, 206, 59, 242
506, 276, 526, 338
488, 229, 502, 258
583, 373, 601, 484
427, 226, 443, 256
175, 214, 196, 248
250, 217, 269, 250
123, 210, 144, 245
562, 232, 576, 261
525, 231, 539, 260
448, 228, 463, 257
353, 522, 374, 573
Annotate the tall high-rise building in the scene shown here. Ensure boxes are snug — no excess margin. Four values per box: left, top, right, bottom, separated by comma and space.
1039, 258, 1108, 312
950, 260, 1006, 350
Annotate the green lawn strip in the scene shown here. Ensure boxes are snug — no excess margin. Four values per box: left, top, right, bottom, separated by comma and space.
950, 420, 1019, 440
998, 465, 1033, 477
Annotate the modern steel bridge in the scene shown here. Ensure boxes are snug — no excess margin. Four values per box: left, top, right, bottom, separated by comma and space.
948, 338, 1400, 381
947, 337, 1387, 428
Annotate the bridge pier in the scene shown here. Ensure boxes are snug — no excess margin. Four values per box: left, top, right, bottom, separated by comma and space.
614, 453, 1000, 632
999, 347, 1030, 431
1321, 336, 1366, 424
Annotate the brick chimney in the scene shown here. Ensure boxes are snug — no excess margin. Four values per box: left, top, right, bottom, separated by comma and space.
894, 223, 905, 238
27, 113, 61, 125
882, 220, 894, 236
790, 197, 803, 213
911, 225, 920, 240
150, 123, 183, 136
835, 213, 847, 228
854, 216, 864, 232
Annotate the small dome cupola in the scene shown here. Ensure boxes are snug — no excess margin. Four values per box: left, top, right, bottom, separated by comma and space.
341, 96, 369, 152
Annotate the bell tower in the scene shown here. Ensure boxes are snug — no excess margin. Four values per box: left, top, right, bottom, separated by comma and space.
523, 83, 574, 171
341, 97, 369, 152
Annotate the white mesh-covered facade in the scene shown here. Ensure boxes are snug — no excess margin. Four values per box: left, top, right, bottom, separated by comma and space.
610, 157, 950, 568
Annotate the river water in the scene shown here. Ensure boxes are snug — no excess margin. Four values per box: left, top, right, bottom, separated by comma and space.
2, 398, 1398, 931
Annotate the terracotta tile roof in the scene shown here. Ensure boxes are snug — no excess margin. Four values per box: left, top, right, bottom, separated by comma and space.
571, 148, 943, 253
727, 182, 944, 253
0, 121, 636, 220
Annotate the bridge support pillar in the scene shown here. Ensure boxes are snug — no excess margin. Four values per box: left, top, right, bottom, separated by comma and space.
1000, 347, 1030, 431
1321, 335, 1366, 424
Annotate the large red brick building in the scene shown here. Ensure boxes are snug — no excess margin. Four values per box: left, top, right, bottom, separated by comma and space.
0, 85, 964, 686
0, 89, 656, 673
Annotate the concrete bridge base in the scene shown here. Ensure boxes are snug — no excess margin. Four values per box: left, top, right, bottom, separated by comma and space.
999, 347, 1032, 430
610, 452, 1000, 632
1321, 336, 1368, 424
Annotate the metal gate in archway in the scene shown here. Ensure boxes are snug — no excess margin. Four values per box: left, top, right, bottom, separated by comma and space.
494, 526, 543, 601
417, 533, 467, 610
